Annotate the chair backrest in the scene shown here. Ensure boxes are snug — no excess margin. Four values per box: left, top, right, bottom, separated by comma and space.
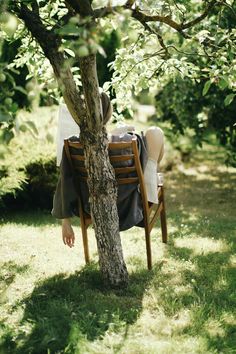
64, 137, 149, 221
64, 137, 168, 269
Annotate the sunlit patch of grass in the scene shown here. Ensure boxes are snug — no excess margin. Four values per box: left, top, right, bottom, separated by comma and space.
221, 312, 236, 327
229, 254, 236, 267
174, 237, 230, 256
205, 319, 226, 338
178, 165, 219, 181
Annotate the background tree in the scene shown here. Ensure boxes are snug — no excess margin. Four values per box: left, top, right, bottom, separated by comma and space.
1, 0, 235, 286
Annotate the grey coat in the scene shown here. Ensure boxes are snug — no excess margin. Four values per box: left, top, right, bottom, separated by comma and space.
52, 133, 148, 231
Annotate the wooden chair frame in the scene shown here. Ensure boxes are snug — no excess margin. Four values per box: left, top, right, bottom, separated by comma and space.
64, 137, 167, 269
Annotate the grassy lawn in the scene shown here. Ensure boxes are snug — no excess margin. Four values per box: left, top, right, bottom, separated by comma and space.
0, 140, 236, 354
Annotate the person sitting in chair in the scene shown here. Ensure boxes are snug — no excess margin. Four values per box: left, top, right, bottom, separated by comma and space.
52, 92, 164, 248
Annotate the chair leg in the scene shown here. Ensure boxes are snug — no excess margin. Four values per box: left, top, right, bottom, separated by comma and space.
145, 227, 152, 270
81, 221, 90, 264
160, 188, 168, 243
79, 203, 90, 264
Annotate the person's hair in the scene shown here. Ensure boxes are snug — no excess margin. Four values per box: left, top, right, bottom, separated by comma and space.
101, 92, 113, 125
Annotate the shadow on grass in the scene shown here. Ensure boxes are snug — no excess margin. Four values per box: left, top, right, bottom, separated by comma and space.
0, 262, 30, 303
2, 262, 157, 354
158, 229, 236, 353
160, 154, 236, 352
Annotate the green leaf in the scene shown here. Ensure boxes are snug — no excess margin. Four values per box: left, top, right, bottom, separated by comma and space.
202, 80, 211, 96
64, 48, 75, 57
219, 78, 228, 90
14, 85, 28, 95
19, 124, 27, 132
224, 93, 235, 106
0, 111, 11, 123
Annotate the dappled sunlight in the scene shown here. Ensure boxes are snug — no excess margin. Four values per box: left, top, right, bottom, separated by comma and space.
172, 284, 194, 297
0, 222, 88, 275
216, 165, 236, 174
1, 137, 236, 354
170, 309, 192, 332
81, 332, 208, 354
161, 257, 195, 275
229, 254, 236, 268
136, 310, 173, 337
221, 312, 236, 326
178, 165, 219, 181
174, 237, 229, 256
205, 319, 226, 338
213, 275, 228, 292
121, 226, 167, 270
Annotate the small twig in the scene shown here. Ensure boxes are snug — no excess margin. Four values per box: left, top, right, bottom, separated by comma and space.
167, 45, 215, 58
142, 22, 170, 58
114, 49, 166, 84
147, 61, 165, 80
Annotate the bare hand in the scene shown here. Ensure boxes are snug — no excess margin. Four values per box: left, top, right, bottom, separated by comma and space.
62, 219, 75, 248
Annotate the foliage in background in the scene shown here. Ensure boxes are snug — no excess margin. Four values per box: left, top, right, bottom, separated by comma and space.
0, 107, 58, 211
155, 77, 236, 165
109, 1, 236, 162
97, 30, 120, 89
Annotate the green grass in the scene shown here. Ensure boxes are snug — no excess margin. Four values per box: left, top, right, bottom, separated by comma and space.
0, 136, 236, 353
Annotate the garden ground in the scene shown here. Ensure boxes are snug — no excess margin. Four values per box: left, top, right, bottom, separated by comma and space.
0, 136, 236, 354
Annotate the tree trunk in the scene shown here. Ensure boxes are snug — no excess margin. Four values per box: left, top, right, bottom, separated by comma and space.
82, 129, 128, 286
79, 55, 129, 286
17, 6, 128, 286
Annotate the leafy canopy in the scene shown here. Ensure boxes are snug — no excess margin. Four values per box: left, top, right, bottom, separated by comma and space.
0, 0, 235, 143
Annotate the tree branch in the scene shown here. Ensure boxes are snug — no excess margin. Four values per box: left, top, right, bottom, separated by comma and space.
93, 5, 120, 18
125, 0, 219, 36
15, 2, 86, 124
65, 0, 94, 16
182, 0, 218, 29
125, 0, 136, 7
31, 0, 39, 16
140, 22, 170, 58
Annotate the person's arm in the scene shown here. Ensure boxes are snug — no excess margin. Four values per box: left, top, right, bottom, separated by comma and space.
62, 218, 75, 248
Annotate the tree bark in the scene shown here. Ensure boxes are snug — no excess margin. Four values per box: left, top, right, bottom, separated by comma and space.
79, 55, 128, 286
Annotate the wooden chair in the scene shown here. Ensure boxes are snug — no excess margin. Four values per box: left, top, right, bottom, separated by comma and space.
64, 137, 167, 270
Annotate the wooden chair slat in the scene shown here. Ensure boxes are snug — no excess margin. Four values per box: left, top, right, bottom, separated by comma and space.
108, 142, 133, 149
68, 142, 83, 149
71, 154, 85, 161
110, 154, 134, 162
117, 177, 139, 185
114, 166, 136, 174
74, 166, 87, 173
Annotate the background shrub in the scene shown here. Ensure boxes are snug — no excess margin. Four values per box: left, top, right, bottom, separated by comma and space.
0, 106, 58, 212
